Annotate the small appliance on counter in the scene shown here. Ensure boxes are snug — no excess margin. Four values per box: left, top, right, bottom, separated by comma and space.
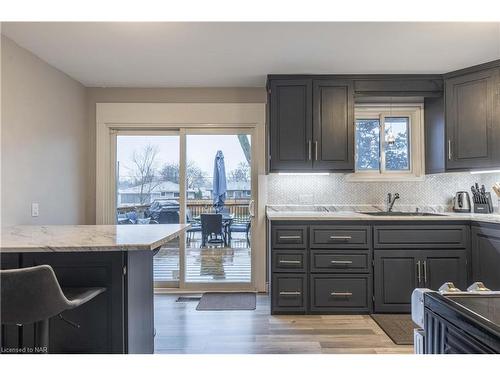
453, 191, 471, 212
411, 282, 500, 354
471, 183, 494, 213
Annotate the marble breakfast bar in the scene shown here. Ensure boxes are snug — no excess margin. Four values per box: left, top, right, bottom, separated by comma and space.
0, 224, 189, 354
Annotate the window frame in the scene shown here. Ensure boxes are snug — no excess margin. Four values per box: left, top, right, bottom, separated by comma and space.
348, 104, 425, 182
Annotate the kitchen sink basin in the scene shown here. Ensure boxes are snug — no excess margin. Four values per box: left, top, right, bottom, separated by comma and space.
360, 211, 447, 217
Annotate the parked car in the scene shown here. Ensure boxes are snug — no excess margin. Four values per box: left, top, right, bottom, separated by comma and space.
144, 199, 180, 224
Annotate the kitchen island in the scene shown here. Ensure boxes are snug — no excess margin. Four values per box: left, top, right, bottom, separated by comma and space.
0, 224, 189, 354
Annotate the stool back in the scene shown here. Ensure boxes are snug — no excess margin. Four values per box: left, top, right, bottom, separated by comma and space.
1, 265, 70, 325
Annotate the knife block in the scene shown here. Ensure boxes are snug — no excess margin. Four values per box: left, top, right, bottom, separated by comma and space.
473, 192, 494, 214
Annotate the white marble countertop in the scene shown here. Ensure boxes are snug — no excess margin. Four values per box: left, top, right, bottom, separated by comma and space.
266, 206, 500, 225
0, 224, 190, 253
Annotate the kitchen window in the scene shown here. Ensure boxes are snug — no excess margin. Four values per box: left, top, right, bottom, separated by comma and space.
348, 104, 424, 181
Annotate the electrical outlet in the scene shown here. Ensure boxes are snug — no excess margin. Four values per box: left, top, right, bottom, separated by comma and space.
31, 203, 39, 217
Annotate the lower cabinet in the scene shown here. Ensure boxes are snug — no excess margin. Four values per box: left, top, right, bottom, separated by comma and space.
272, 274, 307, 314
374, 249, 467, 313
472, 226, 500, 290
310, 274, 371, 313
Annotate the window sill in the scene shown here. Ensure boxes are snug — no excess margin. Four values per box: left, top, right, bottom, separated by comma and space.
345, 173, 425, 182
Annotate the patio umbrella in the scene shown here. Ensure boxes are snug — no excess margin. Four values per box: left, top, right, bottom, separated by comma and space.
212, 150, 227, 213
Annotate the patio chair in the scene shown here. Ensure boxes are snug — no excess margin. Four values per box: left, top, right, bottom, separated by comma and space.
229, 218, 251, 246
200, 213, 226, 247
186, 208, 202, 241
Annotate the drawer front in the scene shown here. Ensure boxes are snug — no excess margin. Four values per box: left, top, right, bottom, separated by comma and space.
310, 250, 370, 273
374, 225, 469, 249
272, 274, 307, 313
310, 226, 370, 249
272, 250, 307, 273
272, 225, 307, 248
310, 274, 370, 312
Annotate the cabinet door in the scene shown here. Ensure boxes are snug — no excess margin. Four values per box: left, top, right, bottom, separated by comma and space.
422, 250, 468, 290
472, 227, 500, 290
269, 79, 313, 171
445, 68, 500, 170
313, 80, 354, 171
374, 250, 419, 313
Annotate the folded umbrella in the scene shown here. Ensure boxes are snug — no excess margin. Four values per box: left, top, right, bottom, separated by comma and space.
212, 150, 227, 213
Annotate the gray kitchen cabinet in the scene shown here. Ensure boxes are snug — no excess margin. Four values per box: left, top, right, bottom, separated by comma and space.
374, 249, 468, 313
374, 250, 419, 313
312, 80, 354, 171
268, 78, 354, 172
472, 226, 500, 290
445, 66, 500, 171
268, 79, 313, 172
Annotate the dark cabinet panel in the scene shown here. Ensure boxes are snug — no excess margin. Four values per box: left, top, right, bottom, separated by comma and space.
272, 250, 307, 273
312, 80, 354, 171
269, 79, 313, 171
271, 274, 307, 313
445, 67, 500, 170
310, 274, 371, 313
422, 250, 468, 291
374, 250, 419, 313
374, 225, 469, 249
310, 250, 370, 273
424, 96, 446, 174
271, 225, 307, 249
310, 225, 370, 249
472, 226, 500, 290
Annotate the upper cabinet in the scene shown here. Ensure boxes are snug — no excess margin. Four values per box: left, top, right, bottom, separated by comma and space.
268, 78, 354, 172
445, 66, 500, 171
313, 80, 354, 171
267, 61, 500, 173
269, 79, 313, 171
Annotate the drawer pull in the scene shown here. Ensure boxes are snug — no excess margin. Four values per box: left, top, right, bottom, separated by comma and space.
279, 291, 302, 296
279, 235, 301, 240
329, 236, 352, 241
330, 292, 353, 297
330, 260, 353, 265
279, 260, 302, 264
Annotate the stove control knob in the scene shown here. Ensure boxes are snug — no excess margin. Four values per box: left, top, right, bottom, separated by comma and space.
438, 282, 461, 294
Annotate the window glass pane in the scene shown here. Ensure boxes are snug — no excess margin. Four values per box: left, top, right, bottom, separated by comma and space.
355, 119, 380, 170
384, 117, 410, 171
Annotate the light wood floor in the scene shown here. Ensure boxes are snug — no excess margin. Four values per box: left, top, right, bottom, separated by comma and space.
154, 294, 414, 354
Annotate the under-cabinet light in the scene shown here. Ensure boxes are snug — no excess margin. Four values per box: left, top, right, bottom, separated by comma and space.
470, 170, 500, 175
277, 172, 330, 176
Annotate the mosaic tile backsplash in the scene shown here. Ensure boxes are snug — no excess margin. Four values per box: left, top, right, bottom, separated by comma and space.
266, 172, 500, 209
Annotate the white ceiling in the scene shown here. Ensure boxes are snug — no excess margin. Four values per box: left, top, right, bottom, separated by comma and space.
2, 22, 500, 87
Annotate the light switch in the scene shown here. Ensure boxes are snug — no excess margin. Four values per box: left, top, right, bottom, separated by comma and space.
31, 203, 39, 217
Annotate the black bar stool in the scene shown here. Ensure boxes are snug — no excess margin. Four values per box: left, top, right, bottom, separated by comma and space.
1, 265, 106, 353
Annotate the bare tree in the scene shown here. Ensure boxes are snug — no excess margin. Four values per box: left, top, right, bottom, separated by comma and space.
130, 144, 160, 205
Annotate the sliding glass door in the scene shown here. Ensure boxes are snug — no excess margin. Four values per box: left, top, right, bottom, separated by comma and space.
114, 128, 255, 290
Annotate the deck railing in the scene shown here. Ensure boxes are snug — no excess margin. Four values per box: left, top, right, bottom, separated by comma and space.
117, 199, 250, 220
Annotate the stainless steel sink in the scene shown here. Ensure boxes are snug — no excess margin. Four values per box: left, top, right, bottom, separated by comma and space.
360, 211, 447, 217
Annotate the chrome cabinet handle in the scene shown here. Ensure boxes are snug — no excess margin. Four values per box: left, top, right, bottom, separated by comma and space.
329, 236, 352, 240
423, 260, 427, 284
417, 260, 421, 284
448, 139, 452, 160
330, 260, 353, 264
279, 291, 301, 296
330, 292, 353, 297
279, 235, 301, 240
314, 141, 318, 161
308, 140, 312, 160
279, 260, 301, 264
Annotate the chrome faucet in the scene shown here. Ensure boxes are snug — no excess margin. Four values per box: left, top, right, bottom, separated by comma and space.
387, 193, 400, 212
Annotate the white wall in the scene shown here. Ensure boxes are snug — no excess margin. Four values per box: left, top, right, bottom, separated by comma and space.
1, 35, 88, 225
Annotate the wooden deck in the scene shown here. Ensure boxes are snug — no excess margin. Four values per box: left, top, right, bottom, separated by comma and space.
154, 294, 414, 354
153, 233, 251, 283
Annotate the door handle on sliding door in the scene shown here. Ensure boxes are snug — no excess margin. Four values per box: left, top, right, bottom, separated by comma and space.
248, 200, 255, 218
